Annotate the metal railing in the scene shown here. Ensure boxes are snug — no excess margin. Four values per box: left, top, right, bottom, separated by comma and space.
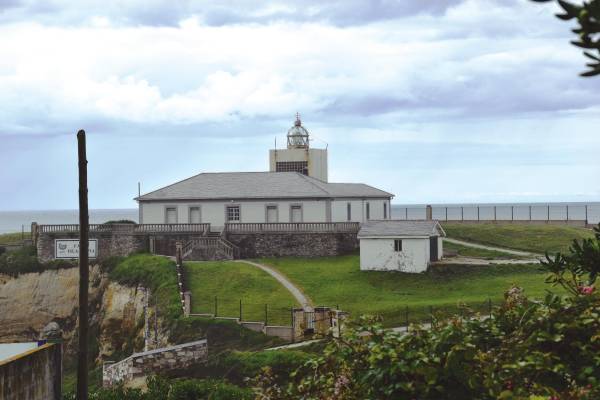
182, 237, 239, 259
225, 222, 360, 233
39, 223, 210, 234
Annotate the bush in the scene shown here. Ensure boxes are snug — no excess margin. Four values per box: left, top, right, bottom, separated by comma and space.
217, 350, 309, 385
0, 246, 5, 256
0, 245, 77, 276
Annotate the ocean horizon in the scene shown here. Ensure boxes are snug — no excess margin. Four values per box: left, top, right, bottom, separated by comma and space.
1, 201, 599, 234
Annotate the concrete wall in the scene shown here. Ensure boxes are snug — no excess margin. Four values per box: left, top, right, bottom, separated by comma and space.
227, 232, 358, 258
140, 199, 330, 227
0, 343, 62, 400
103, 339, 208, 387
360, 237, 432, 273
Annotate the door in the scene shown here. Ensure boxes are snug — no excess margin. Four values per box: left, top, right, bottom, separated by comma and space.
166, 207, 177, 224
291, 205, 302, 222
189, 207, 201, 224
266, 206, 278, 223
429, 236, 438, 261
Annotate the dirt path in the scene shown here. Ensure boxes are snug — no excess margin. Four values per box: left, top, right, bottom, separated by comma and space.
444, 238, 542, 257
234, 260, 313, 311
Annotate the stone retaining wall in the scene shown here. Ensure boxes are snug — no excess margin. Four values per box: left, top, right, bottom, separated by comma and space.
226, 232, 358, 258
0, 343, 62, 400
103, 339, 208, 387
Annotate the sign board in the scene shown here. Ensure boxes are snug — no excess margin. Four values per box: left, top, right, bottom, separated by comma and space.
55, 239, 98, 259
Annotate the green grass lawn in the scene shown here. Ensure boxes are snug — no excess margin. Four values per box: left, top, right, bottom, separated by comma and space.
259, 255, 554, 327
184, 261, 299, 325
442, 223, 594, 254
443, 240, 529, 260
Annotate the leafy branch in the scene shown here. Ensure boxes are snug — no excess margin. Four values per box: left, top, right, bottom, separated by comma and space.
533, 0, 600, 76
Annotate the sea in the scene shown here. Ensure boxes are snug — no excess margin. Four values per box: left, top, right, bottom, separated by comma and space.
1, 202, 599, 234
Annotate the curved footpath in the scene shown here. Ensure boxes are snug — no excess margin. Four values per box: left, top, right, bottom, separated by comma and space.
234, 260, 313, 311
443, 237, 542, 257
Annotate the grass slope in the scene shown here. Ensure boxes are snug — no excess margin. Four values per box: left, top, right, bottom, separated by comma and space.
442, 223, 594, 254
0, 231, 30, 243
185, 261, 299, 325
260, 255, 552, 327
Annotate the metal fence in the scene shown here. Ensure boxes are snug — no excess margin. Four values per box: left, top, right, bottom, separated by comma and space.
393, 203, 600, 224
190, 296, 296, 326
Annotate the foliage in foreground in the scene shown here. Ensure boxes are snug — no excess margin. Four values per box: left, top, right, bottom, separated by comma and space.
254, 226, 600, 399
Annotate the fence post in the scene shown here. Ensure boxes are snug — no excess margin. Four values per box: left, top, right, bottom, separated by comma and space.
477, 207, 480, 221
429, 306, 434, 327
239, 299, 242, 322
445, 207, 448, 221
291, 307, 295, 343
511, 206, 514, 221
566, 205, 570, 221
488, 298, 492, 319
405, 306, 409, 330
264, 304, 268, 326
548, 205, 550, 221
461, 207, 464, 221
529, 205, 532, 221
585, 205, 588, 224
494, 206, 496, 221
214, 296, 218, 317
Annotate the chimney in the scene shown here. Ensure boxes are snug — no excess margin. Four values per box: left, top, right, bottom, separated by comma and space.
425, 205, 433, 221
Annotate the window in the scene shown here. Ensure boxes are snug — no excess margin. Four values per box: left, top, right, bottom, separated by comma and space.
276, 161, 308, 175
226, 205, 240, 222
165, 207, 177, 224
189, 207, 201, 223
347, 203, 352, 221
366, 202, 370, 220
394, 239, 402, 252
266, 205, 278, 223
384, 203, 388, 219
291, 205, 302, 222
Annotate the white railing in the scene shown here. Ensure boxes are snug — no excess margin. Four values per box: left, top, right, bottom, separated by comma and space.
39, 223, 210, 234
182, 237, 239, 259
225, 222, 360, 233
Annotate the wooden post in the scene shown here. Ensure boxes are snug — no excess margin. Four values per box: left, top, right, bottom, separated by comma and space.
77, 130, 89, 400
511, 206, 514, 221
264, 304, 268, 326
529, 205, 532, 221
445, 207, 448, 221
494, 206, 497, 221
566, 205, 570, 221
548, 205, 550, 221
239, 299, 242, 322
585, 205, 588, 224
461, 207, 464, 221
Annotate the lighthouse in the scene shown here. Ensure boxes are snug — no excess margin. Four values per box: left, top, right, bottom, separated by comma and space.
269, 114, 328, 182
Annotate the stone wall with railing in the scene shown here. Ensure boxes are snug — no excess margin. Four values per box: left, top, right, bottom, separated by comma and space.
102, 339, 208, 387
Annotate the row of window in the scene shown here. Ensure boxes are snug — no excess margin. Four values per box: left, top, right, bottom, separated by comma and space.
346, 202, 388, 221
165, 204, 304, 223
165, 201, 390, 223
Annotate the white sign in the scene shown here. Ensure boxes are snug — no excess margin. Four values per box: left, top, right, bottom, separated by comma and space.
55, 239, 98, 259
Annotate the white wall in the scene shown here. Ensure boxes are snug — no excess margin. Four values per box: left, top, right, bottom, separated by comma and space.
330, 199, 390, 223
359, 237, 430, 273
268, 148, 328, 182
140, 199, 328, 226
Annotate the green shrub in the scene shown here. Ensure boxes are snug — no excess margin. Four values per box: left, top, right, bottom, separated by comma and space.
217, 350, 309, 384
0, 246, 5, 256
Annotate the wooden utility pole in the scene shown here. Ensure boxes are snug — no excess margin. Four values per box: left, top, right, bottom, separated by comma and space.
77, 130, 89, 400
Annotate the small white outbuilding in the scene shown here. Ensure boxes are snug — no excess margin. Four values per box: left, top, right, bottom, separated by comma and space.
358, 220, 445, 273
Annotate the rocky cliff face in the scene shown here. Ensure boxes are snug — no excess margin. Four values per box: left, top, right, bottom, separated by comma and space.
0, 266, 148, 362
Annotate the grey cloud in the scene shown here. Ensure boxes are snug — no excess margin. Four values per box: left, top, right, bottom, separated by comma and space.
0, 0, 468, 27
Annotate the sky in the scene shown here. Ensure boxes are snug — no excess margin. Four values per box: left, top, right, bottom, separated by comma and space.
0, 0, 599, 210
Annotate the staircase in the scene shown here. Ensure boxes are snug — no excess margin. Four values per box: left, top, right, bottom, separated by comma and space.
181, 236, 240, 261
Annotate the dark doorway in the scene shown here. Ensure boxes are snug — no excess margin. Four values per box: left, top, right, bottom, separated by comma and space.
429, 236, 438, 261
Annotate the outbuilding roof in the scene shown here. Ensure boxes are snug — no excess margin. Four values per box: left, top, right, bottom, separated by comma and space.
136, 172, 393, 201
358, 220, 445, 238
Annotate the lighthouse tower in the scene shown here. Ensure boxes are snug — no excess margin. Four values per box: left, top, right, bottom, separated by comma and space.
269, 114, 328, 182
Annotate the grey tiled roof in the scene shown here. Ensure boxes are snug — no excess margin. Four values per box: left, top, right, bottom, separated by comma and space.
358, 220, 445, 238
136, 172, 393, 201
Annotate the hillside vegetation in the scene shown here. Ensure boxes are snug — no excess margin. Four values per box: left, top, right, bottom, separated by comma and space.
442, 223, 593, 254
260, 255, 550, 327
